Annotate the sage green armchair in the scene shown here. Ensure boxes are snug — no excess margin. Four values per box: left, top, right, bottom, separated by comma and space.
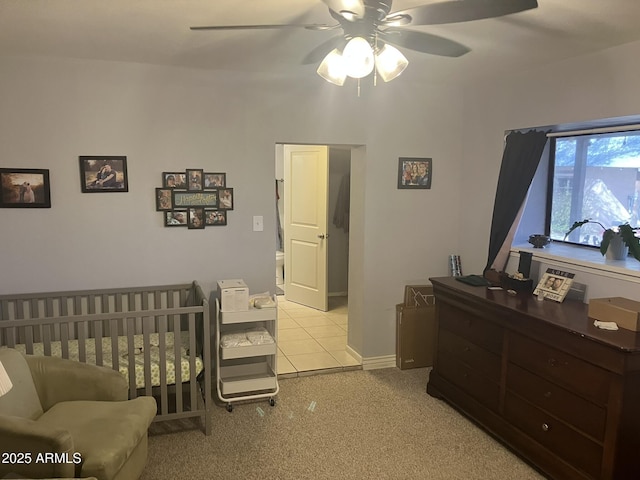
0, 348, 157, 480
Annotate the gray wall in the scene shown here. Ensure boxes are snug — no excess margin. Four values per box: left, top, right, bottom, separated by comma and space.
2, 38, 640, 362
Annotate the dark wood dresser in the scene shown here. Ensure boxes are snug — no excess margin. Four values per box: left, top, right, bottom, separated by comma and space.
427, 277, 640, 480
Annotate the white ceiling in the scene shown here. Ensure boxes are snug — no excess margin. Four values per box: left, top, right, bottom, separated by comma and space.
2, 0, 640, 85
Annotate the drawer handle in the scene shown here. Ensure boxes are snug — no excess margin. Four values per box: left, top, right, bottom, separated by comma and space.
541, 423, 551, 432
543, 391, 552, 399
547, 358, 558, 367
463, 346, 471, 352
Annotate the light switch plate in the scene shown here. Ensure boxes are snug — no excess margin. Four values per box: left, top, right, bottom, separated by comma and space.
253, 215, 264, 232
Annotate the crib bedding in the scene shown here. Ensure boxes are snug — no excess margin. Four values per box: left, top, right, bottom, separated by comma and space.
12, 332, 203, 389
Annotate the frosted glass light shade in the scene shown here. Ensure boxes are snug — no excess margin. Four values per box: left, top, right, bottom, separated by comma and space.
0, 361, 13, 396
342, 37, 374, 79
317, 49, 347, 86
375, 44, 409, 82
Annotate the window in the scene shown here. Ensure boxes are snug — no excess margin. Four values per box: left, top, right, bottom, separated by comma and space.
550, 130, 640, 246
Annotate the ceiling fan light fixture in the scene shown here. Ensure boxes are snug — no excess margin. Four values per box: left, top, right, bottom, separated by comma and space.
342, 36, 375, 79
375, 43, 408, 82
317, 48, 347, 86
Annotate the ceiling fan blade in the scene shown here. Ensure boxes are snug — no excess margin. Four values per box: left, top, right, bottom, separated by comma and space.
302, 36, 347, 65
390, 0, 538, 26
379, 28, 470, 57
190, 24, 334, 31
321, 0, 366, 20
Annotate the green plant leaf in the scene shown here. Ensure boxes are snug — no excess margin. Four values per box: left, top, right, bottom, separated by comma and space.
619, 223, 640, 261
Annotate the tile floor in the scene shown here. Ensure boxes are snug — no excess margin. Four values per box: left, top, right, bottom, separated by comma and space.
276, 295, 361, 376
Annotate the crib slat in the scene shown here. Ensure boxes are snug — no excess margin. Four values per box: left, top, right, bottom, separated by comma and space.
143, 316, 152, 397
94, 320, 103, 367
43, 324, 52, 357
110, 318, 120, 373
77, 319, 87, 363
173, 312, 183, 414
158, 315, 168, 416
126, 317, 137, 397
188, 312, 197, 413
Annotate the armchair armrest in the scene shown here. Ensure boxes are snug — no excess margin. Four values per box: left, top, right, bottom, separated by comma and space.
25, 355, 128, 411
0, 414, 76, 478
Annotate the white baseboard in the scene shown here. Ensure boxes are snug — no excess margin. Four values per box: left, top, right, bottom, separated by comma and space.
346, 345, 362, 364
362, 354, 396, 370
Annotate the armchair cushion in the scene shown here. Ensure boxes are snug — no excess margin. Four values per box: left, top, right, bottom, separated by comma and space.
0, 349, 43, 419
37, 398, 157, 479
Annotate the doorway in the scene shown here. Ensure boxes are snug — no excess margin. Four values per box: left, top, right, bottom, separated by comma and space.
275, 144, 356, 374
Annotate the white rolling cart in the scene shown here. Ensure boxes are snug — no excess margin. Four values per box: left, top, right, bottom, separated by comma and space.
215, 295, 278, 412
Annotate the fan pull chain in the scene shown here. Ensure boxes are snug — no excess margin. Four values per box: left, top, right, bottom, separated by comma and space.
357, 78, 361, 97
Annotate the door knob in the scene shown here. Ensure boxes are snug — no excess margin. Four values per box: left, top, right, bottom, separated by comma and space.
317, 234, 328, 239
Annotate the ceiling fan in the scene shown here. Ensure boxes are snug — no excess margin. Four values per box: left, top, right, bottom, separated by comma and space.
191, 0, 539, 86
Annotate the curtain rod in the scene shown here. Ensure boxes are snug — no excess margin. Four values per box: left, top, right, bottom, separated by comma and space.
547, 123, 640, 138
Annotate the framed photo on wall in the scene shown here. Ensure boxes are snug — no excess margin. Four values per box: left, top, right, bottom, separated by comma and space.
204, 173, 226, 189
155, 188, 173, 211
0, 168, 51, 208
205, 209, 227, 226
218, 188, 234, 210
164, 210, 187, 226
397, 157, 432, 189
79, 156, 128, 193
186, 169, 204, 191
163, 172, 187, 189
187, 207, 205, 229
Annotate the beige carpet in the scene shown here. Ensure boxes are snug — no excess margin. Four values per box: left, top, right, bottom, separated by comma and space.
141, 368, 545, 480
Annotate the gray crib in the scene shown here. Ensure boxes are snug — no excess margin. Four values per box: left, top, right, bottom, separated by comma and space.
0, 282, 212, 435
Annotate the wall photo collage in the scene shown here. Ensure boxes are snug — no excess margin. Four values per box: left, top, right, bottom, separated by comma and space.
155, 170, 233, 229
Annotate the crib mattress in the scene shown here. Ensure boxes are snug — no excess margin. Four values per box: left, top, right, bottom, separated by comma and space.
12, 332, 204, 389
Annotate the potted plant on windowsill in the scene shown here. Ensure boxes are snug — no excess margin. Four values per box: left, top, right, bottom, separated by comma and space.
564, 219, 640, 261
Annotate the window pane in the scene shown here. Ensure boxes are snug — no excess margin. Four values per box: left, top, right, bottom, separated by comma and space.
550, 132, 640, 246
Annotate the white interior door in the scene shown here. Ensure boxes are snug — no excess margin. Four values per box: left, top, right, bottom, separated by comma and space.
284, 145, 329, 312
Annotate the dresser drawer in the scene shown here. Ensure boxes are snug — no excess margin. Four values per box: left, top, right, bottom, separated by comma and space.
507, 363, 607, 441
505, 392, 603, 479
438, 329, 502, 382
509, 333, 611, 405
437, 350, 500, 411
439, 302, 503, 354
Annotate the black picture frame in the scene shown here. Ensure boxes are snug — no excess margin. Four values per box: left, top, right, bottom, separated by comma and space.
79, 156, 128, 193
156, 188, 173, 211
187, 207, 205, 229
204, 172, 226, 189
162, 172, 187, 189
186, 169, 204, 192
397, 157, 432, 189
172, 190, 218, 208
205, 209, 227, 226
218, 188, 234, 210
0, 168, 51, 208
164, 210, 187, 227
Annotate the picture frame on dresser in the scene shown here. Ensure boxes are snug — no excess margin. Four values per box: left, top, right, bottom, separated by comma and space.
533, 268, 575, 302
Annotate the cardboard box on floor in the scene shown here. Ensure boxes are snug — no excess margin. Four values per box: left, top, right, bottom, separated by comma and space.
396, 303, 437, 370
588, 297, 640, 332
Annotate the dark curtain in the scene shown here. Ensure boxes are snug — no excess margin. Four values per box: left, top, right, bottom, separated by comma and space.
484, 130, 549, 274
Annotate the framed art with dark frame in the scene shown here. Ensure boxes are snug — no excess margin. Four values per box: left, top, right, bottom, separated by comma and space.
218, 188, 234, 210
156, 188, 173, 211
204, 172, 226, 189
397, 157, 432, 189
79, 156, 128, 193
186, 169, 204, 191
187, 207, 205, 229
0, 168, 51, 208
164, 210, 187, 227
162, 172, 187, 189
205, 209, 227, 226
